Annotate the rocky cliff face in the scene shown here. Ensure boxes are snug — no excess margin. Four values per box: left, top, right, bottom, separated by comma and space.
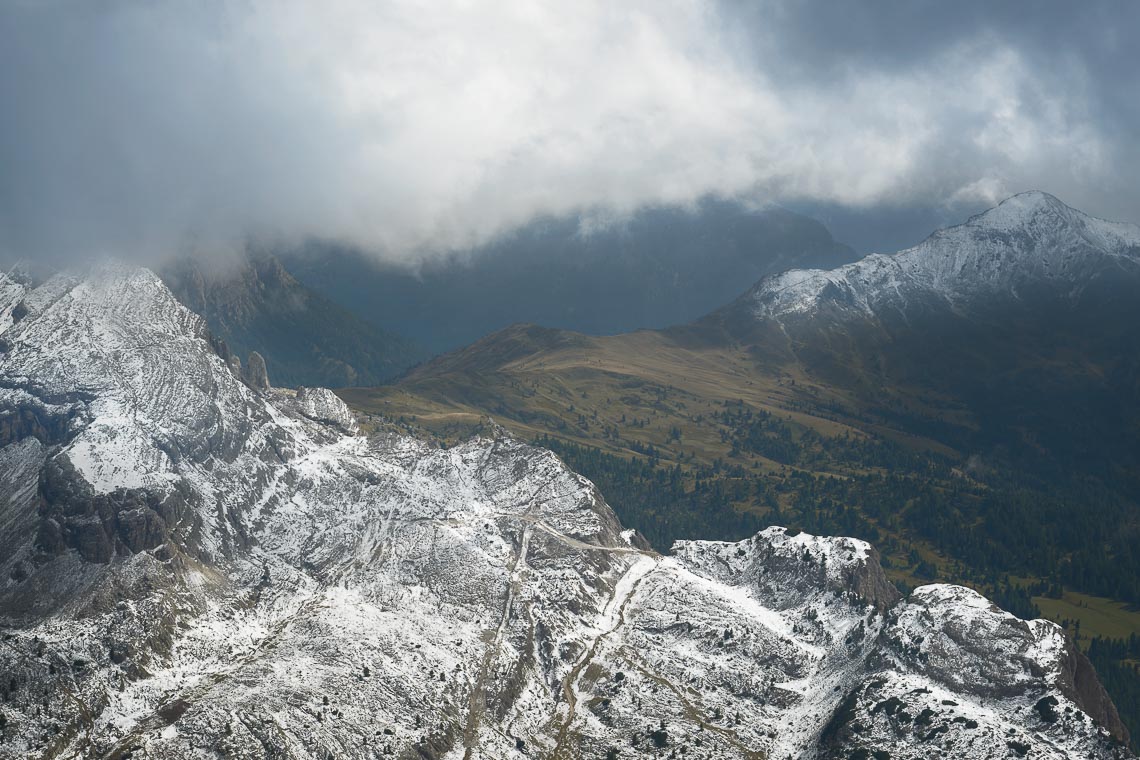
0, 264, 1131, 758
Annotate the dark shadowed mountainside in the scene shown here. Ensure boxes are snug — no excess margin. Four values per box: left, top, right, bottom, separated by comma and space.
282, 199, 857, 354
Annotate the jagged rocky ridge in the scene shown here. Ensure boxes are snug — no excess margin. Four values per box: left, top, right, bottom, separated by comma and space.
741, 192, 1140, 322
0, 264, 1132, 758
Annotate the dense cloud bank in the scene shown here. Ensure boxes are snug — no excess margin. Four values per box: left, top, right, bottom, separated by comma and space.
1, 0, 1136, 265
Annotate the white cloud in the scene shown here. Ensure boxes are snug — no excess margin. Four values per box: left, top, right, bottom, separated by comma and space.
0, 0, 1128, 265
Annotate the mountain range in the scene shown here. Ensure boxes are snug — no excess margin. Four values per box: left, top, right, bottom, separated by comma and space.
0, 257, 1132, 757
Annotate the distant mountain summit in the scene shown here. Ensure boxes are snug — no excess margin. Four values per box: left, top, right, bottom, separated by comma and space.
689, 193, 1140, 507
740, 192, 1140, 323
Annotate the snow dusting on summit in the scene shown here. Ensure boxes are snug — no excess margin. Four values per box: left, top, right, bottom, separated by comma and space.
747, 192, 1140, 322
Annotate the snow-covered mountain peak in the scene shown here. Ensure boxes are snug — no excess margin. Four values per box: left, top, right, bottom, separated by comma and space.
949, 190, 1140, 254
968, 190, 1073, 231
742, 193, 1140, 322
0, 264, 1132, 758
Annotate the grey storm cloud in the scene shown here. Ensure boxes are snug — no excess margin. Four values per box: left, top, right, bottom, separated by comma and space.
1, 0, 1137, 265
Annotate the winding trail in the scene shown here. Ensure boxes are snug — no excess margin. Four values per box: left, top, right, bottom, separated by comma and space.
550, 554, 658, 760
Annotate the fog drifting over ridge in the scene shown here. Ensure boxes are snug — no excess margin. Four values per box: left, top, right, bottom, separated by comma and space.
1, 0, 1137, 266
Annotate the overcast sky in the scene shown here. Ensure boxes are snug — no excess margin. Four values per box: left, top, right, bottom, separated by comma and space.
1, 0, 1137, 264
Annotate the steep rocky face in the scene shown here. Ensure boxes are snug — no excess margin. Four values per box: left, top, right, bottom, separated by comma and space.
0, 265, 1132, 759
161, 253, 423, 388
241, 350, 270, 390
818, 583, 1130, 755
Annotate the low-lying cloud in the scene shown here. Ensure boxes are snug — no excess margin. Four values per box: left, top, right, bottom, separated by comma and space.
1, 0, 1136, 266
